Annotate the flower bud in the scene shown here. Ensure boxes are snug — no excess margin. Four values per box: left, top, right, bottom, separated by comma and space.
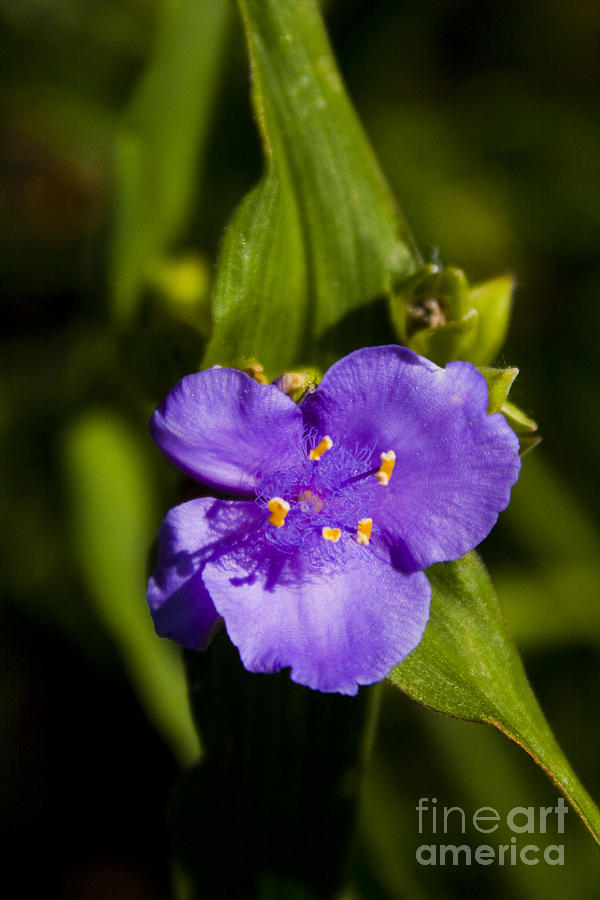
272, 367, 321, 401
390, 264, 515, 367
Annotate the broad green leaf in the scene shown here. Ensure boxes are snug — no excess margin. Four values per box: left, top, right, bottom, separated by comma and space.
205, 164, 307, 372
387, 553, 600, 845
63, 411, 199, 766
204, 0, 419, 372
110, 0, 231, 321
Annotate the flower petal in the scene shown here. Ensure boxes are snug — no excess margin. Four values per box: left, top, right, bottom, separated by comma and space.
303, 346, 520, 570
150, 368, 304, 496
148, 497, 264, 649
203, 539, 431, 695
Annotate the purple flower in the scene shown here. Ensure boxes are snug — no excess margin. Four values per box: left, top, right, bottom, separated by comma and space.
148, 346, 520, 695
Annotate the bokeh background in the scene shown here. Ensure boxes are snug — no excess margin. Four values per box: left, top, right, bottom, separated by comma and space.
2, 0, 599, 897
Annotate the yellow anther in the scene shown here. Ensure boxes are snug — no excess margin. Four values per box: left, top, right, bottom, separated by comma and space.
356, 518, 372, 545
375, 450, 396, 485
322, 526, 341, 543
243, 362, 268, 385
309, 435, 333, 460
268, 497, 290, 527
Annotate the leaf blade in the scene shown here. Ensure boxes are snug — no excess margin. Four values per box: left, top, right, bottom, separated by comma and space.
387, 553, 600, 845
204, 0, 420, 370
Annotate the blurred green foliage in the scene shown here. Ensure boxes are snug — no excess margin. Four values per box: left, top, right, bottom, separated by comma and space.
63, 411, 199, 766
2, 0, 599, 897
111, 0, 230, 321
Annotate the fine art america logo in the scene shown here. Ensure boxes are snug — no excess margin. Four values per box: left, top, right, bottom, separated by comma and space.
416, 797, 568, 866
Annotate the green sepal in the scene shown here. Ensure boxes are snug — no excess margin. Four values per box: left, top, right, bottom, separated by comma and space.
388, 263, 438, 341
501, 399, 540, 456
409, 309, 478, 367
478, 366, 519, 413
468, 274, 515, 366
477, 369, 539, 454
390, 263, 463, 343
437, 266, 471, 319
502, 399, 538, 434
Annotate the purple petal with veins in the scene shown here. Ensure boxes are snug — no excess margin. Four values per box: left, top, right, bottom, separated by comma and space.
148, 346, 521, 694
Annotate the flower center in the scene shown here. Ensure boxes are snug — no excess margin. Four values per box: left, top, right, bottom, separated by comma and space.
258, 432, 395, 556
297, 489, 324, 513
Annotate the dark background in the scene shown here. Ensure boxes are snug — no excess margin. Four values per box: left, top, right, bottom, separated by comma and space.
2, 0, 599, 896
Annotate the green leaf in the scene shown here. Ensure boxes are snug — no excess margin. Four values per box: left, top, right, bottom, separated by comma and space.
387, 553, 600, 845
205, 167, 308, 372
63, 411, 199, 766
204, 0, 420, 372
110, 0, 231, 322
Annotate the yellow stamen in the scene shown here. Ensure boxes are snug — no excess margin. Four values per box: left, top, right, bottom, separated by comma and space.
375, 450, 396, 485
268, 497, 290, 527
243, 362, 267, 385
356, 518, 372, 545
322, 526, 341, 543
309, 435, 333, 460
